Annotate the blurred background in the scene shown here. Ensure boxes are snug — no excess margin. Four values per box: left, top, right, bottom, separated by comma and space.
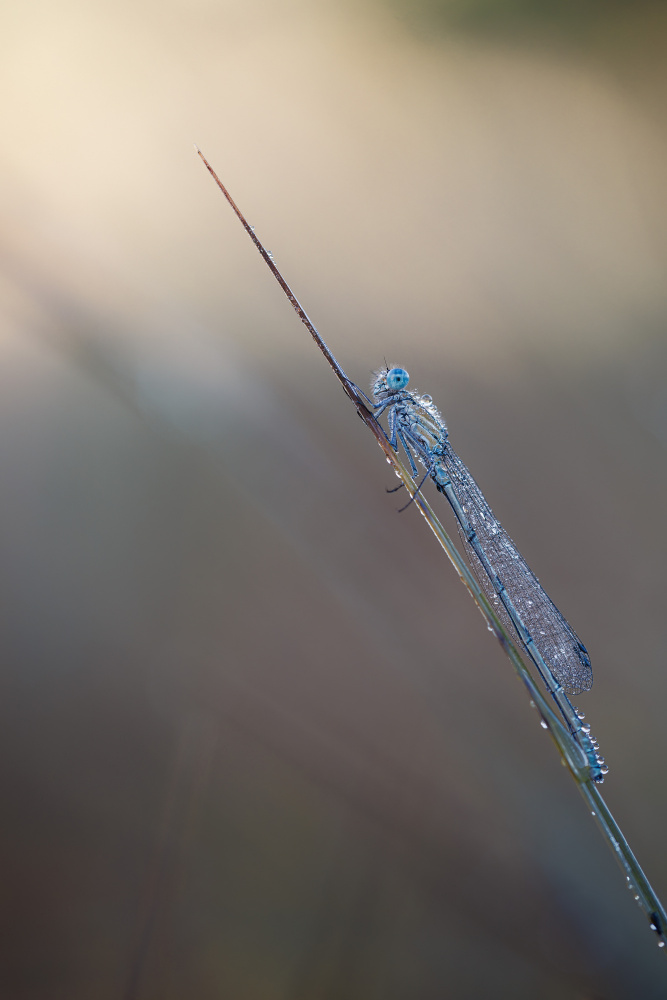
2, 0, 667, 996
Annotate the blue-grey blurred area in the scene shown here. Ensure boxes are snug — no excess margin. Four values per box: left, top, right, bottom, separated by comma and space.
1, 1, 667, 997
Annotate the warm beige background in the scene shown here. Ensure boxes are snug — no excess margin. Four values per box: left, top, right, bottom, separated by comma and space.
2, 1, 667, 997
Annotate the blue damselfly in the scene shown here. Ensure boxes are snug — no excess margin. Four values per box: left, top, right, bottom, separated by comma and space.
372, 365, 605, 781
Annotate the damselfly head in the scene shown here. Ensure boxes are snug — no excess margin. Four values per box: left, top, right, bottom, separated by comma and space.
372, 366, 410, 398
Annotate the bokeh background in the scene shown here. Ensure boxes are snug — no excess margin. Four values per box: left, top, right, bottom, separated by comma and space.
2, 1, 667, 997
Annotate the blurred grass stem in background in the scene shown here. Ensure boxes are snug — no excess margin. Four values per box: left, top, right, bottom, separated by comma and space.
197, 148, 667, 958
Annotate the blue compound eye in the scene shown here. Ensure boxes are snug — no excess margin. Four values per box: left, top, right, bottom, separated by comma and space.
386, 367, 410, 391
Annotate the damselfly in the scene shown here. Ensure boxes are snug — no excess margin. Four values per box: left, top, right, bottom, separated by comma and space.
372, 365, 605, 781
